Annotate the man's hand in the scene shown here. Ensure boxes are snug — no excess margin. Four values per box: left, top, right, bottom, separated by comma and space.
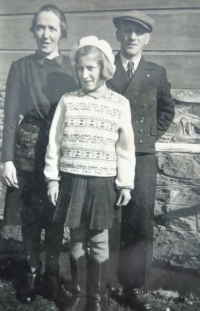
3, 161, 18, 188
116, 189, 131, 207
47, 186, 59, 206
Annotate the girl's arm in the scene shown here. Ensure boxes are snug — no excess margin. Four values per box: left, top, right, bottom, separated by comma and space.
115, 100, 135, 206
44, 96, 65, 205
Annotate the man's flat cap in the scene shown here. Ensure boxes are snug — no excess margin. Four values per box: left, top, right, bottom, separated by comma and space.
113, 11, 155, 32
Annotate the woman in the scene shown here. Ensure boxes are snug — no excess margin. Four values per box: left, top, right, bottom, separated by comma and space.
1, 4, 77, 304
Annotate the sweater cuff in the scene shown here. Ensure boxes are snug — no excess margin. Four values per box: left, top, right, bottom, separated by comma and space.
46, 180, 59, 188
45, 177, 61, 182
115, 179, 134, 190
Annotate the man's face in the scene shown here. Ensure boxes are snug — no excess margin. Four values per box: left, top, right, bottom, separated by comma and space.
116, 21, 151, 59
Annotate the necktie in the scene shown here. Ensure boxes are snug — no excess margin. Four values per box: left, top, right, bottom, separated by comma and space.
127, 61, 134, 79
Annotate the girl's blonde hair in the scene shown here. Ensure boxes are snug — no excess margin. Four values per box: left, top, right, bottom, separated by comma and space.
75, 46, 115, 81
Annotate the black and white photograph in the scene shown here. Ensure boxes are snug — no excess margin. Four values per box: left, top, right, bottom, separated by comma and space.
0, 1, 200, 311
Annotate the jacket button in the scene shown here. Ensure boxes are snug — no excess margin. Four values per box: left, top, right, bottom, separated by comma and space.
143, 104, 147, 108
140, 117, 144, 122
139, 140, 143, 144
139, 129, 143, 133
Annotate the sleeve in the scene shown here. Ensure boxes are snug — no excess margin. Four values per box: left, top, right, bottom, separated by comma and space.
1, 61, 21, 162
157, 67, 175, 139
115, 99, 136, 189
44, 96, 66, 180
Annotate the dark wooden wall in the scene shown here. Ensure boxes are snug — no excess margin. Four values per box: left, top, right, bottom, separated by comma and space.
0, 0, 200, 89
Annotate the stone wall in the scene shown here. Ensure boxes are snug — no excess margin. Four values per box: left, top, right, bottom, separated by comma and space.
154, 90, 200, 270
0, 84, 200, 271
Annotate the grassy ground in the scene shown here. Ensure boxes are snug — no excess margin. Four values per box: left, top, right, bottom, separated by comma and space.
0, 232, 200, 311
1, 278, 200, 311
0, 281, 57, 311
0, 254, 200, 311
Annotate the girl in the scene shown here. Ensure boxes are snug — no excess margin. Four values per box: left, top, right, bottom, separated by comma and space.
2, 4, 77, 304
44, 36, 135, 311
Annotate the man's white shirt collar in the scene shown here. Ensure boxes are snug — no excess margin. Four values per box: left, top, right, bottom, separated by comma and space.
120, 53, 141, 72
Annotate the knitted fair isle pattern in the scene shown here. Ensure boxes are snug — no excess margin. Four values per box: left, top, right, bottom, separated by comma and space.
60, 89, 131, 177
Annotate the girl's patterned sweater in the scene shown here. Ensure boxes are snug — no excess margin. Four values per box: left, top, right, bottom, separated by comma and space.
44, 89, 135, 189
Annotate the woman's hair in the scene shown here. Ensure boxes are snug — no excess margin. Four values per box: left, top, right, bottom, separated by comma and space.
75, 46, 115, 81
30, 4, 67, 39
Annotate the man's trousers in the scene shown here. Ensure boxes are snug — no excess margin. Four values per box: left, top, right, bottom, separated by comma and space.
108, 153, 157, 289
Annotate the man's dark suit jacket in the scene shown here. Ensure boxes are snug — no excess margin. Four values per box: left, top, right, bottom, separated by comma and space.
107, 53, 175, 153
106, 53, 175, 288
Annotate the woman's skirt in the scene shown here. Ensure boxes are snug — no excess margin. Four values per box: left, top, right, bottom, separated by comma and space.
2, 118, 55, 239
53, 173, 121, 231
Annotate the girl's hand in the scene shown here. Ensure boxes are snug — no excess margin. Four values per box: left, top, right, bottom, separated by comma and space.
47, 186, 59, 206
3, 161, 19, 188
116, 189, 131, 207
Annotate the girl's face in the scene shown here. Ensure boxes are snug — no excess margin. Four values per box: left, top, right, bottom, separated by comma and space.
34, 11, 61, 58
77, 54, 104, 92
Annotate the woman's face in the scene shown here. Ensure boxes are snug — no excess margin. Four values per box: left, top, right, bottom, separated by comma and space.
77, 54, 104, 92
34, 11, 61, 58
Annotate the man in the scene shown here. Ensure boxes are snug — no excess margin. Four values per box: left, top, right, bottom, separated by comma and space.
106, 11, 175, 311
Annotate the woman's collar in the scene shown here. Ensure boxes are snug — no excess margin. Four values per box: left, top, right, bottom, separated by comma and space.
34, 51, 63, 67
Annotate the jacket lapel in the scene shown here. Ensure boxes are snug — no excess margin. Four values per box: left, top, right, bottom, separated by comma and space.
124, 57, 154, 96
108, 54, 155, 96
107, 52, 130, 94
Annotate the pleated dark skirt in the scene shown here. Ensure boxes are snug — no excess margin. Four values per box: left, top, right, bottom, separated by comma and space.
53, 173, 121, 230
